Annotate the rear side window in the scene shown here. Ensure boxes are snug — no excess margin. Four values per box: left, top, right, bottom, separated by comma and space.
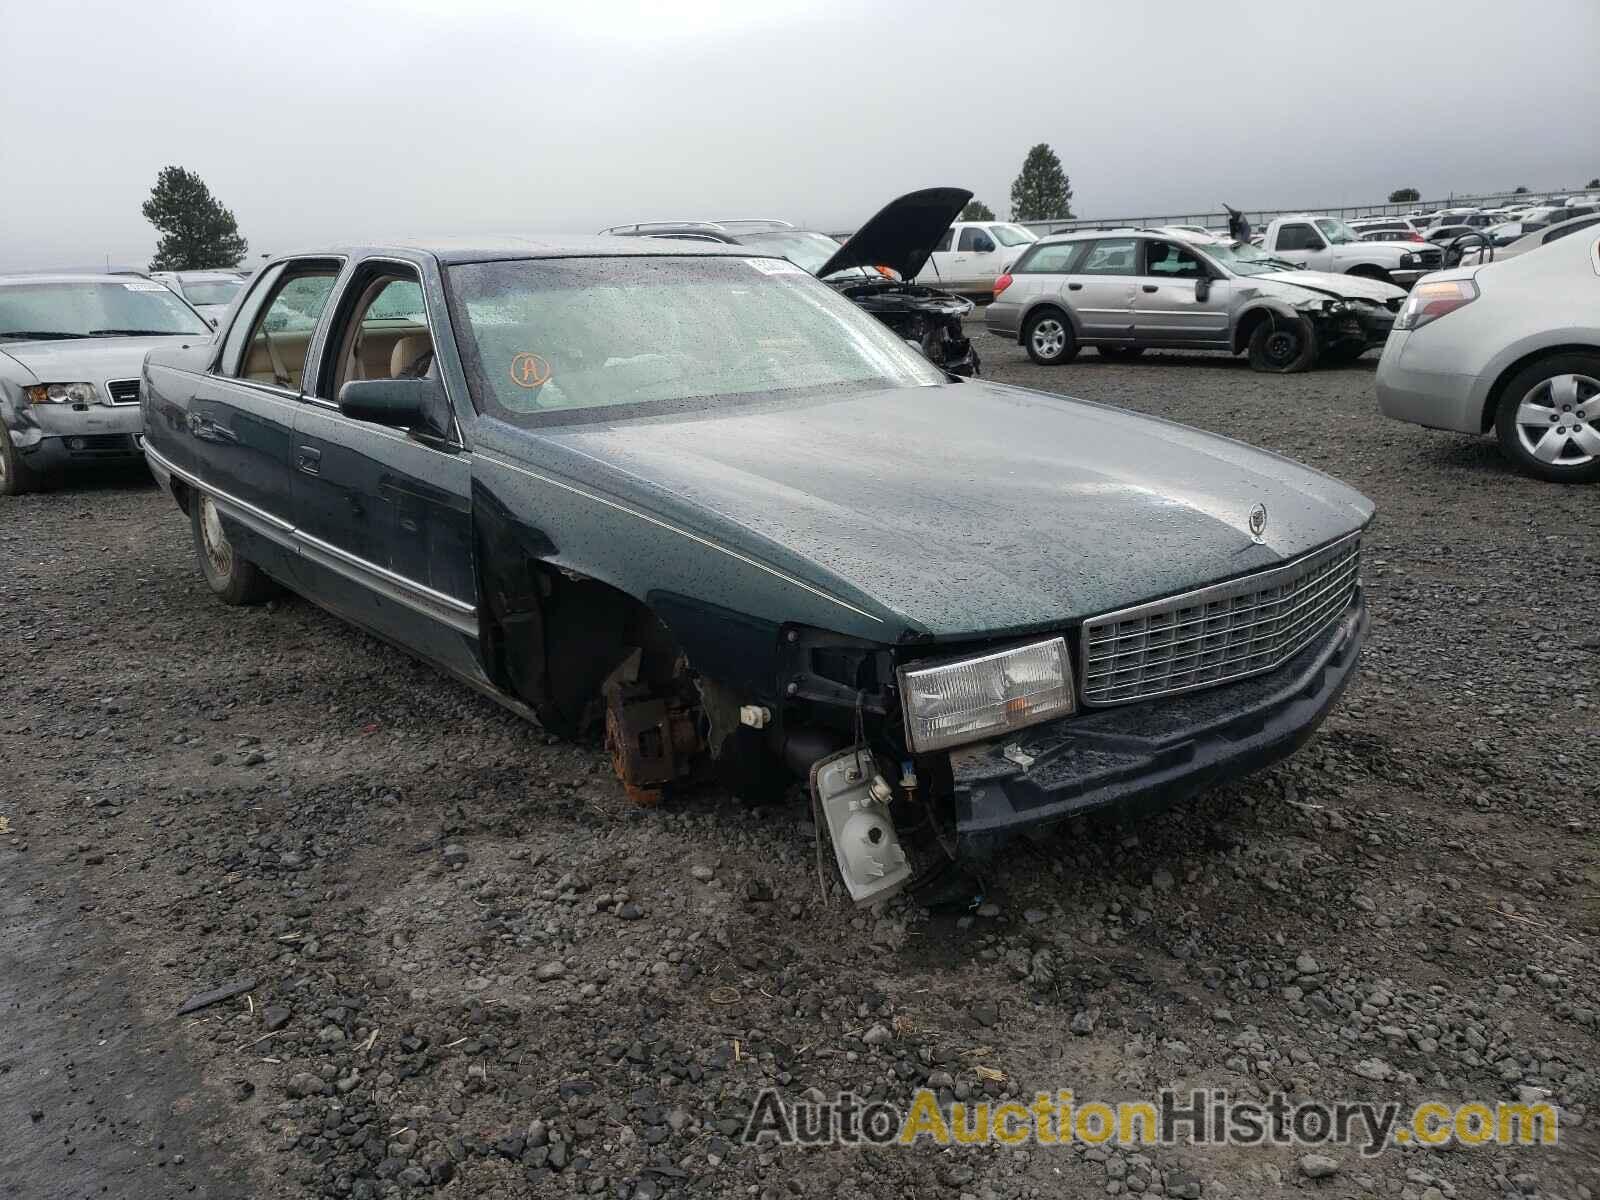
1014, 242, 1082, 273
1545, 216, 1600, 244
934, 230, 953, 252
225, 262, 340, 391
1076, 239, 1137, 275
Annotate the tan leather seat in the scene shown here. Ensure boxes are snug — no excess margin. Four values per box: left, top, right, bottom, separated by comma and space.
390, 333, 434, 379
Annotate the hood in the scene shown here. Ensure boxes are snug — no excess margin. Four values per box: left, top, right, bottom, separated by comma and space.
1253, 270, 1405, 303
0, 333, 208, 386
817, 187, 973, 281
533, 381, 1373, 639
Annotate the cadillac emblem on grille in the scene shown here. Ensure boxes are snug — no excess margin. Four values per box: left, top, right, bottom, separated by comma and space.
1248, 503, 1268, 543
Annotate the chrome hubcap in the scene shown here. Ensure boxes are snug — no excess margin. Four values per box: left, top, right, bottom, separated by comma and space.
1514, 373, 1600, 467
200, 496, 234, 578
1031, 319, 1066, 358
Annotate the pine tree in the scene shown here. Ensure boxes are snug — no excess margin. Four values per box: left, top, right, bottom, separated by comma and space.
1009, 145, 1073, 221
142, 166, 248, 271
960, 199, 996, 221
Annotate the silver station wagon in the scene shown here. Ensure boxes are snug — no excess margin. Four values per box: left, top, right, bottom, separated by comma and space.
985, 229, 1405, 373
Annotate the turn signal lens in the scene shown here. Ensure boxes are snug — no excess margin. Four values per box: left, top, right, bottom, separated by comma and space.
25, 382, 99, 405
993, 272, 1013, 297
1395, 280, 1478, 331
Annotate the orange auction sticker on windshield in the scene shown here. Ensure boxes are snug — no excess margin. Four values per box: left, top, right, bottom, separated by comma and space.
510, 352, 552, 389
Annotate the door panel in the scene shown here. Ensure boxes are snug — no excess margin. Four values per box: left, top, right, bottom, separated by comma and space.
288, 260, 481, 679
1130, 242, 1232, 344
291, 402, 480, 674
1064, 238, 1138, 340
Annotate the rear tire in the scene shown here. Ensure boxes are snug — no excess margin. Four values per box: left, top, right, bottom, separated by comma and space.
1493, 354, 1600, 483
1247, 315, 1317, 373
0, 425, 39, 496
190, 492, 279, 605
1096, 345, 1145, 362
1023, 309, 1078, 365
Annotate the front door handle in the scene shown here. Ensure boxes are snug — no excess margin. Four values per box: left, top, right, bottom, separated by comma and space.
1067, 282, 1083, 291
296, 445, 322, 475
1142, 285, 1159, 293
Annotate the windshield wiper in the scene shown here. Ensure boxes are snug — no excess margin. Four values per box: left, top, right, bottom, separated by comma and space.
0, 330, 87, 340
88, 328, 193, 337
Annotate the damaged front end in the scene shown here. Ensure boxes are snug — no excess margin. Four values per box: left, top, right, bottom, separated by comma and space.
1291, 293, 1401, 356
831, 279, 980, 377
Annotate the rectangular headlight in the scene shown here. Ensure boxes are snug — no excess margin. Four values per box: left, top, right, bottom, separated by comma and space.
897, 636, 1075, 753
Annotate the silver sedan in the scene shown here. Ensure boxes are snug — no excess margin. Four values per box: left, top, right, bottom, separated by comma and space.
1376, 227, 1600, 482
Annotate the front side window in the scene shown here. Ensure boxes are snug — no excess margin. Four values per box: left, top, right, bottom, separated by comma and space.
1015, 242, 1082, 273
1076, 239, 1137, 275
957, 227, 995, 252
230, 265, 339, 391
1143, 242, 1207, 278
0, 280, 210, 341
1313, 218, 1356, 245
1276, 224, 1322, 252
447, 256, 944, 426
322, 272, 436, 401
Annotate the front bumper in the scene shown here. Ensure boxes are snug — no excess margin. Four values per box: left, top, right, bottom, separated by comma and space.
949, 591, 1367, 855
8, 403, 145, 471
1390, 269, 1426, 288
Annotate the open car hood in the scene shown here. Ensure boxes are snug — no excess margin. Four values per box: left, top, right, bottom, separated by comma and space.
817, 187, 973, 281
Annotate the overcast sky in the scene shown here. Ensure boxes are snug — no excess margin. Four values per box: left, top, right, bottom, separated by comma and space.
5, 0, 1598, 270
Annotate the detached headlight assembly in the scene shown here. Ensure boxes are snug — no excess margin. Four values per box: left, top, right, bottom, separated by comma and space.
25, 382, 98, 405
898, 636, 1075, 753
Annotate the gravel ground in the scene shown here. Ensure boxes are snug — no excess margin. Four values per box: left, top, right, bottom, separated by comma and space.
3, 337, 1598, 1200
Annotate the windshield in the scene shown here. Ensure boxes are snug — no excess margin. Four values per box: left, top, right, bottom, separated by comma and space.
988, 224, 1036, 247
447, 256, 944, 425
1195, 241, 1298, 277
735, 230, 843, 275
1314, 218, 1358, 245
180, 279, 243, 306
0, 280, 211, 339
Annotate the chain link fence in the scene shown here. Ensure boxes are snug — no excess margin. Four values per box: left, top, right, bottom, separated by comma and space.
1017, 186, 1600, 236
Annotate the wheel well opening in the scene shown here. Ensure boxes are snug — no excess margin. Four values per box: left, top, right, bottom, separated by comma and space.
1480, 345, 1600, 432
1346, 264, 1389, 279
1234, 308, 1273, 354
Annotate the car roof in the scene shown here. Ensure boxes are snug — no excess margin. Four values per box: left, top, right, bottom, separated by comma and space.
265, 236, 765, 265
0, 272, 144, 286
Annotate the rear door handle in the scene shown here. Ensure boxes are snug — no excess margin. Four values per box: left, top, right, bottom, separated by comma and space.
296, 445, 322, 475
1142, 285, 1159, 293
1067, 282, 1083, 291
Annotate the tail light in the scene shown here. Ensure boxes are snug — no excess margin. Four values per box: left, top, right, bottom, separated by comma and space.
1406, 231, 1426, 242
993, 272, 1013, 297
1395, 279, 1478, 331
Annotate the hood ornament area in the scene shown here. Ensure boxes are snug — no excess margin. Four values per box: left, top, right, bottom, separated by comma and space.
1248, 503, 1269, 544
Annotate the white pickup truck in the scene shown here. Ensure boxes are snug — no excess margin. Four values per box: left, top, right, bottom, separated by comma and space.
1259, 214, 1439, 288
910, 220, 1038, 297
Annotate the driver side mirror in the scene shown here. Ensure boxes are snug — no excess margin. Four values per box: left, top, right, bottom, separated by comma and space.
338, 377, 452, 441
974, 237, 995, 253
1195, 277, 1211, 302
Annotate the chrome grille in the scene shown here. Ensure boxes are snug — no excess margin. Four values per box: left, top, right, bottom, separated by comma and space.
105, 378, 140, 405
1413, 248, 1442, 268
1080, 534, 1361, 706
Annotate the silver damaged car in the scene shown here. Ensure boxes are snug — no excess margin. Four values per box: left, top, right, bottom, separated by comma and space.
985, 229, 1406, 372
0, 274, 213, 494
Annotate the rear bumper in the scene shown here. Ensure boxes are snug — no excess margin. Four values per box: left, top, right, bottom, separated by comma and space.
1375, 332, 1482, 432
984, 299, 1023, 340
949, 591, 1367, 855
